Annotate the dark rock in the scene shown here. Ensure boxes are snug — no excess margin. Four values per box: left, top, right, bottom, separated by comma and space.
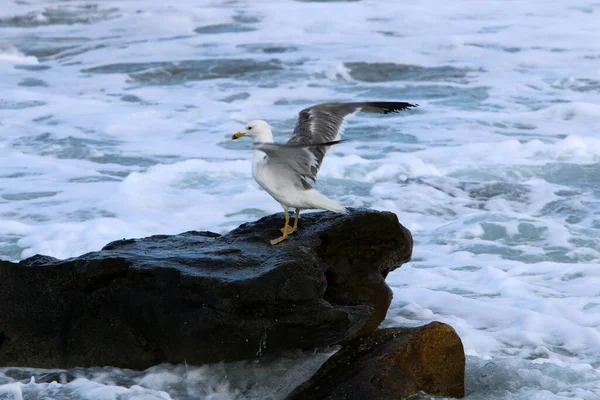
287, 322, 466, 400
0, 209, 412, 370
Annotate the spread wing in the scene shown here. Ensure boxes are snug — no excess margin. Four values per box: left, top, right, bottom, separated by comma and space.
287, 101, 417, 177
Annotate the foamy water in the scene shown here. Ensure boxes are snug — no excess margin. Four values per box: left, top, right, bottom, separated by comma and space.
1, 0, 600, 398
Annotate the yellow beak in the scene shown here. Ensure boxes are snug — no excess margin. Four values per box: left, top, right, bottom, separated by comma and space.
232, 132, 246, 140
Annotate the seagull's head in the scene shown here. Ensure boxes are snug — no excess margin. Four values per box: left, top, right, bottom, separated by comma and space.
232, 120, 273, 143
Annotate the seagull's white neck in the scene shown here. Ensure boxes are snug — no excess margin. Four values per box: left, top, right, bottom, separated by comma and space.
250, 126, 273, 168
253, 127, 274, 143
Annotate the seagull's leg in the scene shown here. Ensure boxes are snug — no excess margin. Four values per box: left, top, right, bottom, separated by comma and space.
280, 209, 300, 234
291, 209, 300, 233
271, 209, 291, 245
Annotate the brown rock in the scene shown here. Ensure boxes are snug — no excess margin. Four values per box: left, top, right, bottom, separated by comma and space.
318, 207, 412, 336
287, 322, 465, 400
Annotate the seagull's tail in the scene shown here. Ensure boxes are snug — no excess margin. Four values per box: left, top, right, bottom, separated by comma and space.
306, 189, 348, 214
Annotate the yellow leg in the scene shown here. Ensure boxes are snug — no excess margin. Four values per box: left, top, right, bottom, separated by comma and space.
280, 209, 301, 234
292, 209, 300, 232
271, 210, 291, 245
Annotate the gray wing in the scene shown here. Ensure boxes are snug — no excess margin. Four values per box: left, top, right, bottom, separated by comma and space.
253, 141, 342, 189
287, 101, 418, 176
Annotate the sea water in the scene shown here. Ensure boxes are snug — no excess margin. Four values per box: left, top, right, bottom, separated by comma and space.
1, 0, 599, 398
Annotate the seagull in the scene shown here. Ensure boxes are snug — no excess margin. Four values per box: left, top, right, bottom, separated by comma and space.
232, 101, 418, 245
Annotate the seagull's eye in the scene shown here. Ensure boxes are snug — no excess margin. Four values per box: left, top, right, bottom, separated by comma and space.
247, 126, 252, 130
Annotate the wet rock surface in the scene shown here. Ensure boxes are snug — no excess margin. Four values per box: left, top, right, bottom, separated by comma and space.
287, 322, 466, 400
0, 209, 412, 370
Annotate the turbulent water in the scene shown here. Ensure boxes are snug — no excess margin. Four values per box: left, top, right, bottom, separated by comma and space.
1, 0, 600, 398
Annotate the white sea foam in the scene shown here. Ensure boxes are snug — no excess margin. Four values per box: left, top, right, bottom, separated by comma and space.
1, 0, 600, 398
0, 45, 38, 65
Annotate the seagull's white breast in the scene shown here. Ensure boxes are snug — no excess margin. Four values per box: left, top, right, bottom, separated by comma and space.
252, 150, 301, 208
